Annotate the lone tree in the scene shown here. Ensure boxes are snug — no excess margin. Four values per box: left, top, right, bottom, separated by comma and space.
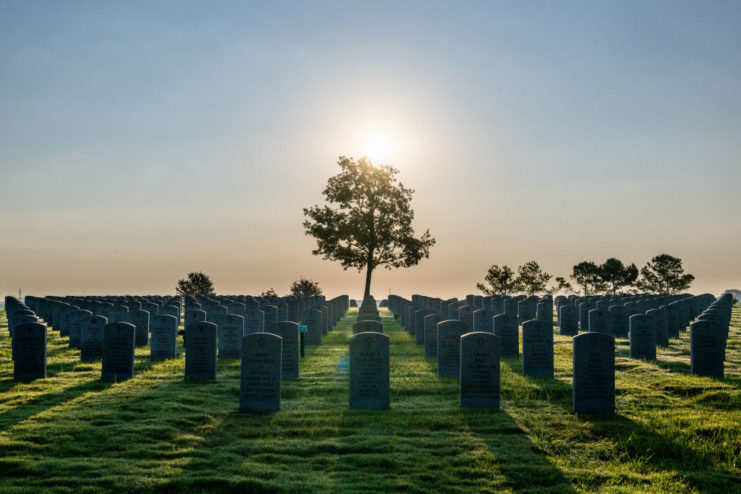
289, 277, 323, 298
570, 261, 604, 296
598, 257, 638, 294
304, 156, 435, 298
518, 261, 552, 295
260, 288, 278, 298
476, 265, 522, 296
636, 254, 694, 294
176, 272, 215, 296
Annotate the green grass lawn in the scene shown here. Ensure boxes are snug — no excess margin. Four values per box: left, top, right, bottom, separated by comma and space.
0, 307, 739, 493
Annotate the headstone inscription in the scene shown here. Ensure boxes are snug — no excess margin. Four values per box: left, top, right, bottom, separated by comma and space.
240, 332, 282, 411
185, 322, 217, 382
244, 309, 265, 335
81, 315, 107, 362
460, 332, 500, 409
522, 320, 554, 378
572, 332, 615, 414
493, 313, 519, 358
216, 314, 245, 359
267, 322, 300, 379
304, 309, 323, 346
101, 322, 136, 381
150, 314, 178, 360
629, 314, 656, 360
13, 322, 47, 381
349, 332, 390, 409
437, 320, 468, 377
559, 305, 578, 336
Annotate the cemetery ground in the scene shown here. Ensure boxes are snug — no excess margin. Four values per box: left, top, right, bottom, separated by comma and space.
0, 308, 739, 493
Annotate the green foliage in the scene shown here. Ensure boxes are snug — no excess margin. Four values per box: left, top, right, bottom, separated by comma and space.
260, 288, 278, 298
636, 254, 695, 294
476, 264, 522, 296
289, 277, 322, 298
175, 271, 215, 296
598, 257, 639, 294
0, 309, 740, 492
570, 261, 605, 296
547, 276, 573, 296
517, 261, 552, 296
303, 156, 435, 297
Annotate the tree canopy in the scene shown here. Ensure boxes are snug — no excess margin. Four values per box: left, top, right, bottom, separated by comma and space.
289, 277, 323, 298
598, 258, 638, 294
476, 265, 522, 296
636, 254, 694, 294
570, 261, 605, 296
303, 156, 435, 298
176, 272, 215, 297
518, 261, 552, 295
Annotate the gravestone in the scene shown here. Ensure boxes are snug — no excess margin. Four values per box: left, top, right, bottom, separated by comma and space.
518, 297, 537, 324
572, 332, 615, 414
267, 321, 300, 379
424, 313, 442, 358
240, 332, 282, 411
349, 332, 390, 409
81, 315, 107, 362
608, 305, 629, 338
244, 309, 265, 335
460, 332, 500, 409
353, 320, 383, 334
522, 320, 554, 378
13, 322, 47, 381
414, 309, 427, 344
216, 314, 245, 359
458, 305, 474, 331
648, 308, 669, 347
129, 309, 150, 347
690, 320, 724, 378
472, 309, 493, 333
588, 309, 609, 334
304, 309, 323, 346
559, 305, 578, 336
101, 322, 136, 381
629, 314, 656, 360
493, 313, 519, 358
69, 309, 90, 348
437, 320, 468, 377
185, 308, 207, 329
150, 314, 178, 360
185, 322, 217, 382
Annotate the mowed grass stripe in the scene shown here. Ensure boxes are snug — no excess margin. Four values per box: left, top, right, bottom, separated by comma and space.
0, 307, 739, 492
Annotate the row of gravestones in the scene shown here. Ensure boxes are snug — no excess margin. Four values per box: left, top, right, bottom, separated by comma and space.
385, 292, 732, 410
346, 301, 614, 413
4, 295, 349, 387
389, 292, 726, 375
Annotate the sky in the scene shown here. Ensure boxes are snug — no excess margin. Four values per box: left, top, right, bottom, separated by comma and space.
1, 0, 740, 300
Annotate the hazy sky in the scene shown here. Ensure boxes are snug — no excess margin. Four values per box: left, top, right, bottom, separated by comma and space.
1, 1, 739, 299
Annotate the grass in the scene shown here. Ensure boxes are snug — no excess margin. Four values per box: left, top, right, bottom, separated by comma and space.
0, 306, 739, 493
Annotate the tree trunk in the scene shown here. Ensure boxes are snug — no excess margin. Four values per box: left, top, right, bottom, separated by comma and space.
363, 247, 374, 299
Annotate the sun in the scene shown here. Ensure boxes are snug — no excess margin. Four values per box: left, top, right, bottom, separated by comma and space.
363, 132, 394, 164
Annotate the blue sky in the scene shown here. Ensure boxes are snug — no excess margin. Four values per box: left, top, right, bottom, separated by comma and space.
1, 1, 739, 297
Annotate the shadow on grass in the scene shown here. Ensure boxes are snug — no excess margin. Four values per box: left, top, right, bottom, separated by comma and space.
462, 409, 577, 493
0, 378, 115, 432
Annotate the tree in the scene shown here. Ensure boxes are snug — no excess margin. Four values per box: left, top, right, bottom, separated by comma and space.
598, 258, 638, 294
636, 254, 694, 294
476, 265, 522, 296
570, 261, 605, 296
518, 261, 552, 295
289, 277, 323, 298
303, 156, 435, 298
546, 276, 573, 296
260, 288, 278, 298
176, 272, 215, 296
